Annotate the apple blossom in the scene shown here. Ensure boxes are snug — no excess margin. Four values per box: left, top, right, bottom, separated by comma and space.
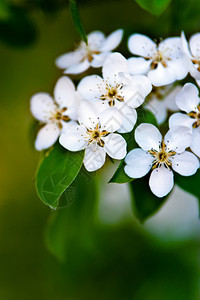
30, 76, 80, 151
78, 52, 152, 133
169, 83, 200, 157
59, 101, 127, 172
55, 29, 123, 74
124, 123, 199, 198
144, 84, 181, 124
127, 34, 189, 86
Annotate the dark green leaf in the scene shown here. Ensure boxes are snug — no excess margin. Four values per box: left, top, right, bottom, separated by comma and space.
109, 160, 133, 184
69, 0, 87, 44
130, 175, 169, 222
135, 0, 171, 16
176, 171, 200, 215
36, 143, 84, 209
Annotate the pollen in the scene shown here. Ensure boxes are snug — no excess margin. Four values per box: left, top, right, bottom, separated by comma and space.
149, 141, 176, 169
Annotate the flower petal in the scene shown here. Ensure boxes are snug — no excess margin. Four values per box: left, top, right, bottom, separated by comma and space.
172, 151, 199, 176
124, 148, 153, 178
59, 124, 87, 151
102, 52, 128, 85
30, 93, 56, 122
165, 85, 182, 111
103, 133, 126, 159
78, 101, 99, 129
164, 126, 192, 153
159, 37, 182, 60
181, 31, 192, 58
100, 29, 123, 52
128, 57, 151, 75
128, 33, 156, 57
189, 33, 200, 58
87, 31, 105, 50
148, 63, 176, 86
144, 97, 167, 125
54, 76, 75, 108
149, 165, 174, 198
175, 83, 200, 113
167, 56, 189, 80
77, 75, 105, 102
169, 112, 194, 129
116, 104, 137, 133
90, 52, 109, 68
84, 146, 106, 172
99, 107, 123, 132
64, 60, 90, 74
190, 127, 200, 157
35, 123, 60, 151
135, 123, 162, 151
130, 75, 152, 97
55, 49, 83, 69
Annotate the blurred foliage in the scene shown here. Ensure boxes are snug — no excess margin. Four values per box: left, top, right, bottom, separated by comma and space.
135, 0, 172, 16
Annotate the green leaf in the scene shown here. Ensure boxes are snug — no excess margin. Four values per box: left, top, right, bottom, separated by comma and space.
130, 176, 169, 222
36, 143, 84, 209
69, 0, 87, 44
135, 0, 171, 16
176, 171, 200, 215
109, 160, 133, 184
109, 109, 157, 184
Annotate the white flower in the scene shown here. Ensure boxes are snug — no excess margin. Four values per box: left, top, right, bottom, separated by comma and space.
124, 123, 199, 198
30, 76, 80, 151
181, 31, 200, 81
78, 52, 152, 133
127, 33, 189, 86
169, 83, 200, 157
59, 101, 127, 172
144, 84, 181, 124
55, 29, 123, 74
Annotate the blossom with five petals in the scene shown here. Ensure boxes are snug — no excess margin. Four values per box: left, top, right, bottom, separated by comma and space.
78, 52, 152, 133
59, 101, 127, 172
55, 29, 123, 74
124, 123, 199, 197
30, 76, 80, 151
169, 83, 200, 157
127, 34, 189, 86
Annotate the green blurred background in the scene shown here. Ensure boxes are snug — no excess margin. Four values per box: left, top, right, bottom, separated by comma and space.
0, 0, 200, 299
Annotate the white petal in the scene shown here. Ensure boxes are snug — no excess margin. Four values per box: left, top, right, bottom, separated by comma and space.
175, 83, 200, 113
167, 56, 189, 80
59, 124, 87, 151
124, 148, 153, 178
99, 107, 122, 132
149, 165, 174, 198
169, 113, 194, 129
165, 85, 182, 111
64, 60, 90, 74
190, 127, 200, 157
189, 33, 200, 58
55, 49, 83, 69
100, 29, 123, 51
128, 57, 151, 75
78, 101, 99, 129
181, 31, 192, 58
148, 63, 176, 86
84, 146, 106, 172
35, 123, 60, 151
30, 93, 56, 122
103, 133, 126, 159
135, 123, 162, 151
87, 31, 105, 50
63, 91, 81, 121
54, 76, 75, 108
128, 34, 156, 57
117, 105, 137, 133
164, 126, 192, 153
172, 151, 199, 176
90, 52, 109, 68
158, 37, 182, 60
77, 75, 105, 101
130, 75, 152, 97
102, 52, 128, 85
190, 64, 200, 80
144, 98, 167, 125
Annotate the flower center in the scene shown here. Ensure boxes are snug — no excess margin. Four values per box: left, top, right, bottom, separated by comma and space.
50, 107, 70, 128
80, 43, 100, 62
148, 141, 176, 169
86, 124, 109, 147
191, 58, 200, 72
100, 83, 124, 107
188, 104, 200, 128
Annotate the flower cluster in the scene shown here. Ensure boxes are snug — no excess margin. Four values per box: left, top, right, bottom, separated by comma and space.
31, 30, 200, 198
